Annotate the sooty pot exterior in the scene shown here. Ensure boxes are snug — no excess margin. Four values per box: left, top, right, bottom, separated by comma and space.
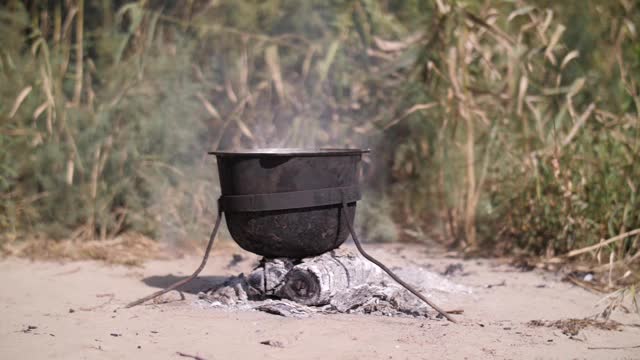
212, 149, 366, 258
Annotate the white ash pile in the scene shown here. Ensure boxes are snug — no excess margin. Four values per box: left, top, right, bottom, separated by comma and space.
198, 248, 471, 318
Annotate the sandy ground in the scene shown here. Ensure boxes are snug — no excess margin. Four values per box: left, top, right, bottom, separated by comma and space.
1, 241, 639, 360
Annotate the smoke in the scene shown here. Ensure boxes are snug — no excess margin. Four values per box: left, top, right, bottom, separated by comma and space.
147, 1, 394, 247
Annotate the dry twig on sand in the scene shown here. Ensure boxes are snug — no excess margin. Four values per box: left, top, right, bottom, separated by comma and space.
588, 344, 640, 350
176, 351, 208, 360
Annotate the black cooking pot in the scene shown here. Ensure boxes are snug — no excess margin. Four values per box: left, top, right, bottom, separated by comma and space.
209, 148, 369, 258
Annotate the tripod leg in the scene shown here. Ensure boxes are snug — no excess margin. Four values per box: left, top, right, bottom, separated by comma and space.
340, 201, 457, 323
125, 210, 224, 308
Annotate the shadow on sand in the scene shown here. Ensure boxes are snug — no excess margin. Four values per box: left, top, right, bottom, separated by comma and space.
141, 275, 229, 295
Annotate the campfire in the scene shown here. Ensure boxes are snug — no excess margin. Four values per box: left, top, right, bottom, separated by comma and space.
127, 148, 458, 322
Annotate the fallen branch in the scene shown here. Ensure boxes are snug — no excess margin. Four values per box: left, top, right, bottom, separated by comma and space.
588, 344, 640, 350
567, 228, 640, 258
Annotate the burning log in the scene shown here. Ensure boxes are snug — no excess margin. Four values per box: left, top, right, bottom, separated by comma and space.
247, 249, 384, 305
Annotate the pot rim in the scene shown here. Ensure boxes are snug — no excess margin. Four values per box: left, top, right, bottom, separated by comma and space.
208, 148, 370, 157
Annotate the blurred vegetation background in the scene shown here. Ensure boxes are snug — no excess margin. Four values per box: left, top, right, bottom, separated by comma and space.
1, 0, 639, 286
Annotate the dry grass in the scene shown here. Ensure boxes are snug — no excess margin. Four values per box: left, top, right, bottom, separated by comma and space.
1, 234, 163, 266
528, 318, 622, 336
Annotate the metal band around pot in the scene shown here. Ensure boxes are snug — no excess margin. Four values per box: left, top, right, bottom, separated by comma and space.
219, 185, 361, 212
